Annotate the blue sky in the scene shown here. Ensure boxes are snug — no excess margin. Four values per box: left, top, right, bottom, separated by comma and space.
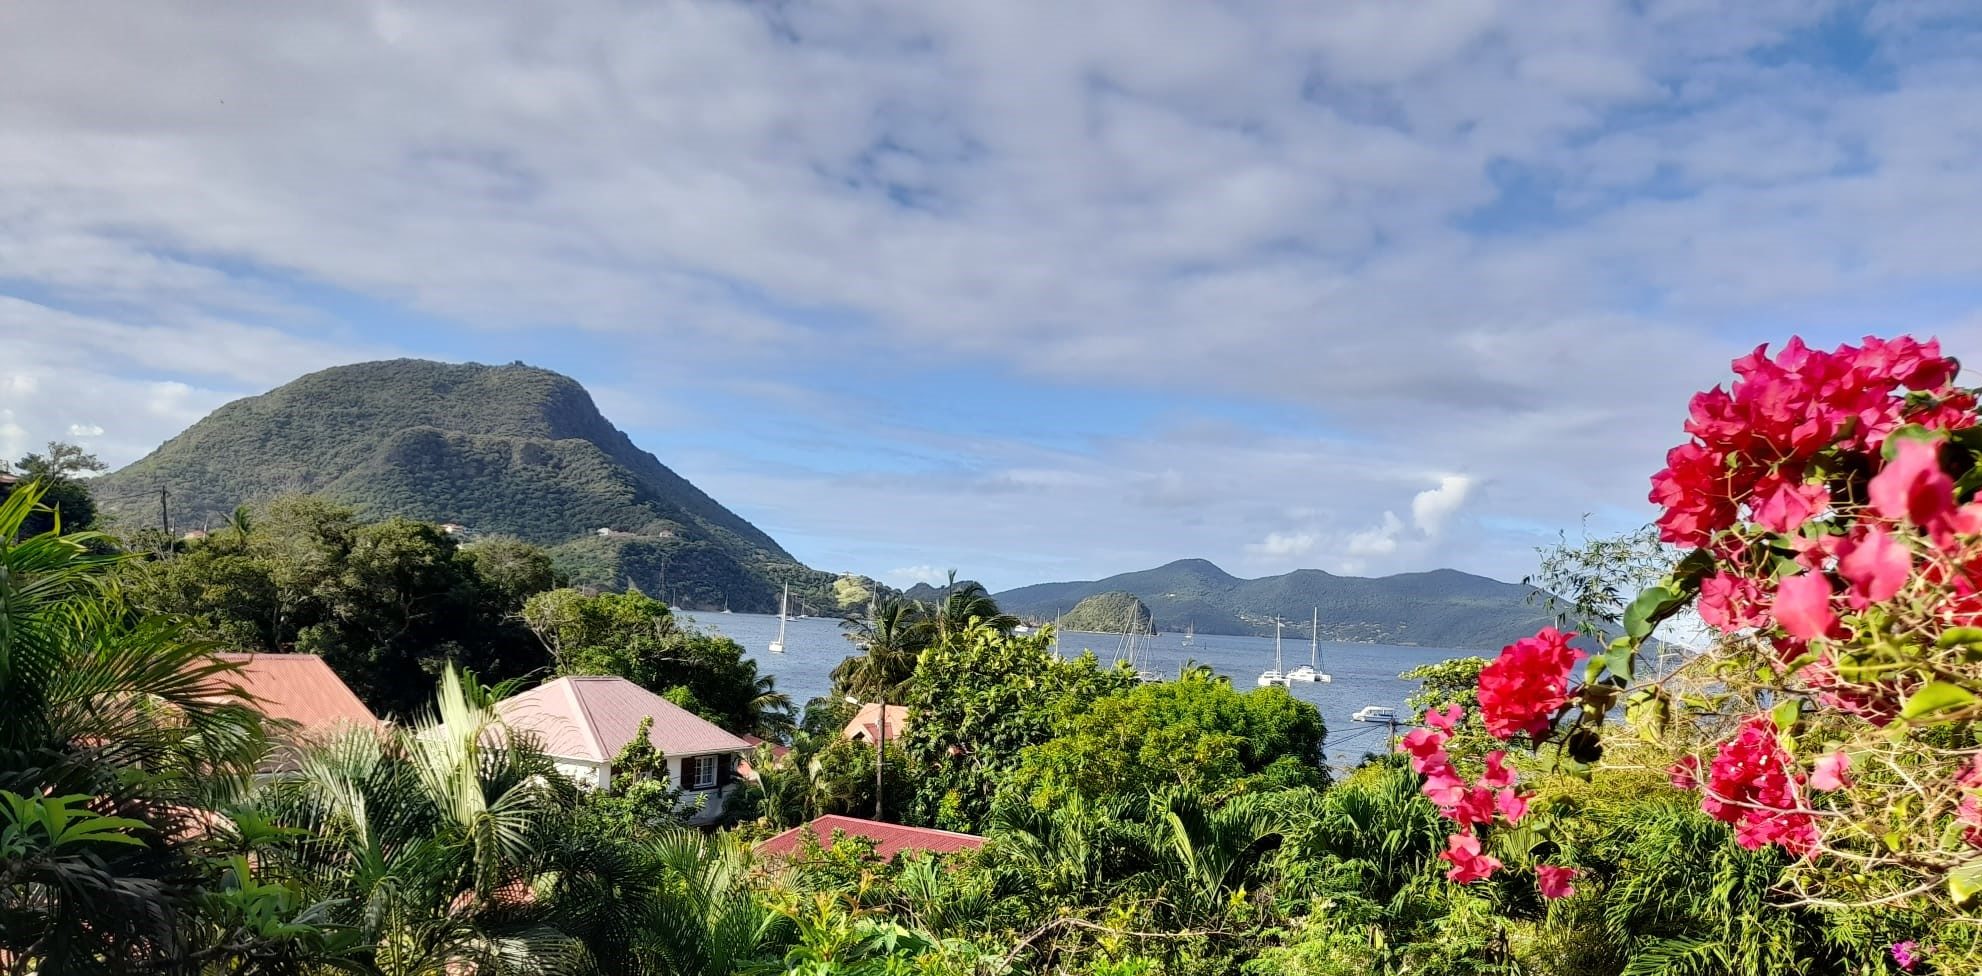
4, 0, 1982, 591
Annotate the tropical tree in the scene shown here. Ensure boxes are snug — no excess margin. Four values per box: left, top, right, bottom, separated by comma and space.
929, 571, 1018, 642
0, 484, 267, 972
834, 596, 929, 702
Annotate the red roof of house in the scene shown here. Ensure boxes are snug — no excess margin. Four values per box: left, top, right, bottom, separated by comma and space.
756, 814, 984, 862
213, 653, 378, 732
842, 703, 908, 744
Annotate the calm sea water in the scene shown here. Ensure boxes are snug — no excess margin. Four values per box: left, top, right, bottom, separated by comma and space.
684, 611, 1479, 768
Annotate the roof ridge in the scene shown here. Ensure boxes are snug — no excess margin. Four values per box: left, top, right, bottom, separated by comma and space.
558, 678, 609, 761
812, 814, 981, 840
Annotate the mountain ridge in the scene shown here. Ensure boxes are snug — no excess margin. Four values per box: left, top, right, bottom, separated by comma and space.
996, 558, 1560, 650
94, 358, 825, 612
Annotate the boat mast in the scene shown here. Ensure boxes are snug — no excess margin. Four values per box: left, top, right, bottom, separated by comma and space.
1310, 607, 1319, 669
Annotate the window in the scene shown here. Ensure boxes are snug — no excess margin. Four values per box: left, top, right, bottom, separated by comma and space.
688, 755, 719, 790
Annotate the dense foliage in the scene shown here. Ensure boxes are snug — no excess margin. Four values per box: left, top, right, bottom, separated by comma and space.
1054, 591, 1153, 634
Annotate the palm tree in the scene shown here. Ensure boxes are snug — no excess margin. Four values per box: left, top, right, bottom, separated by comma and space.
744, 672, 797, 741
255, 665, 644, 975
0, 485, 266, 972
1147, 787, 1281, 926
930, 570, 1018, 642
638, 830, 784, 975
836, 596, 930, 701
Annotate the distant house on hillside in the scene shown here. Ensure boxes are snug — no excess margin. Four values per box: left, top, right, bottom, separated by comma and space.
438, 522, 468, 536
842, 703, 908, 745
756, 814, 984, 862
211, 653, 380, 770
496, 676, 753, 821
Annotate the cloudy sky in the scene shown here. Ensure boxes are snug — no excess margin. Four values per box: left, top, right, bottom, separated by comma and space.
4, 1, 1981, 591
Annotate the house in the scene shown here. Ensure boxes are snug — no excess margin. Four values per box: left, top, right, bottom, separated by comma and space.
756, 814, 984, 862
736, 733, 792, 783
842, 703, 909, 745
437, 522, 468, 536
214, 653, 379, 738
496, 676, 753, 820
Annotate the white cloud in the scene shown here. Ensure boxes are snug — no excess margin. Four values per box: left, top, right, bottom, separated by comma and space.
1247, 531, 1320, 558
1411, 475, 1474, 537
882, 565, 945, 588
1, 2, 1979, 588
1346, 513, 1406, 558
66, 424, 104, 438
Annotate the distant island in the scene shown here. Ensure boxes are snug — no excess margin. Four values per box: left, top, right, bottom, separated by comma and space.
996, 558, 1563, 652
1056, 591, 1154, 634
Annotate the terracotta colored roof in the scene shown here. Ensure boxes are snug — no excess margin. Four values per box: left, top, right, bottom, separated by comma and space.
841, 703, 908, 744
756, 815, 983, 862
497, 676, 752, 762
213, 653, 378, 732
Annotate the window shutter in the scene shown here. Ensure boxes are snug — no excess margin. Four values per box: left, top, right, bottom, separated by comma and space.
716, 753, 733, 788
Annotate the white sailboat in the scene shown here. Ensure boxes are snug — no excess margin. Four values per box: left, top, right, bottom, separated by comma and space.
1287, 607, 1332, 682
1181, 619, 1195, 647
768, 585, 788, 653
1257, 620, 1290, 687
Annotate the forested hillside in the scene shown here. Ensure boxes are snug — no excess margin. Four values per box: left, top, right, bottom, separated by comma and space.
92, 359, 831, 611
998, 558, 1562, 649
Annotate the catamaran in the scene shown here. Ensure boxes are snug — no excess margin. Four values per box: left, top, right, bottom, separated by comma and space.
1257, 620, 1290, 687
768, 584, 788, 653
1286, 607, 1332, 682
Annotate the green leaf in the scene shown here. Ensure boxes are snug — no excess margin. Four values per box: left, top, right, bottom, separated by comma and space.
1899, 681, 1978, 721
1882, 425, 1943, 459
1623, 586, 1678, 642
1950, 862, 1982, 905
1770, 698, 1801, 734
1936, 627, 1982, 649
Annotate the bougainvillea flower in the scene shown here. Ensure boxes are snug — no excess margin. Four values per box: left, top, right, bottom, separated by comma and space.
1422, 768, 1469, 811
1772, 571, 1837, 642
1425, 702, 1464, 731
1669, 754, 1701, 790
1810, 751, 1852, 792
1440, 833, 1501, 884
1890, 940, 1921, 972
1494, 788, 1529, 825
1398, 727, 1449, 773
1698, 571, 1768, 633
1481, 750, 1516, 789
1536, 864, 1578, 900
1836, 526, 1910, 609
1868, 437, 1955, 530
1478, 628, 1583, 740
1750, 479, 1830, 534
1702, 715, 1818, 855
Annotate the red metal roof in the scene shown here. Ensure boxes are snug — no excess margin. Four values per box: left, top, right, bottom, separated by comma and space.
213, 653, 378, 733
756, 814, 984, 862
497, 676, 753, 762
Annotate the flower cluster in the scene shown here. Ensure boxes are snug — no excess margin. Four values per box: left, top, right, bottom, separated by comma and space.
1700, 715, 1818, 855
1398, 702, 1577, 897
1650, 336, 1967, 550
1476, 627, 1582, 740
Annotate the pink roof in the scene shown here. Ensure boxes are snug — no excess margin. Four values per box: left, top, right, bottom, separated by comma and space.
756, 815, 984, 862
497, 676, 752, 762
213, 653, 378, 732
842, 703, 908, 744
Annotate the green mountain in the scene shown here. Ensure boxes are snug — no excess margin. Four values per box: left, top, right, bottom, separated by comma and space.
1057, 591, 1153, 634
94, 359, 829, 612
996, 558, 1562, 651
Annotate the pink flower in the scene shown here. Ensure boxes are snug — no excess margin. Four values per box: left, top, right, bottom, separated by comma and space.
1536, 864, 1578, 900
1481, 750, 1516, 789
1699, 572, 1768, 632
1494, 788, 1529, 825
1891, 940, 1921, 972
1399, 727, 1449, 773
1837, 526, 1911, 609
1772, 571, 1837, 642
1702, 715, 1818, 855
1669, 754, 1701, 790
1810, 751, 1851, 792
1868, 437, 1955, 530
1751, 479, 1830, 534
1477, 628, 1583, 740
1426, 703, 1463, 731
1422, 768, 1469, 811
1440, 832, 1501, 884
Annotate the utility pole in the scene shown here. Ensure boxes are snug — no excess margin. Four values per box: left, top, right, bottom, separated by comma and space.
159, 487, 171, 540
875, 703, 886, 821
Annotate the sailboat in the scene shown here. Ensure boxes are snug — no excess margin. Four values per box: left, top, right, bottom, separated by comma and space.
1287, 607, 1332, 682
768, 584, 789, 653
1181, 619, 1195, 647
1257, 620, 1290, 687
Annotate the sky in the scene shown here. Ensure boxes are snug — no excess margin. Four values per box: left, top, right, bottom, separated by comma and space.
4, 1, 1982, 592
